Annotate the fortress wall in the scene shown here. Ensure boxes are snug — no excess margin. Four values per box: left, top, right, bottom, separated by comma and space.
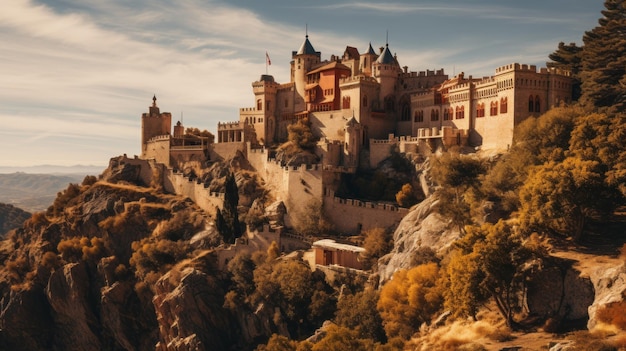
216, 225, 282, 270
168, 170, 224, 213
322, 191, 408, 234
369, 137, 397, 168
246, 146, 268, 173
143, 138, 171, 165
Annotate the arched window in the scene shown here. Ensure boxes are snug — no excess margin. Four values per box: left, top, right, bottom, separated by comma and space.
455, 106, 465, 119
476, 103, 485, 118
401, 104, 411, 121
430, 110, 436, 121
362, 95, 368, 107
528, 96, 534, 112
245, 117, 249, 124
414, 110, 424, 123
443, 108, 449, 121
343, 96, 351, 109
500, 97, 508, 114
257, 99, 262, 110
490, 101, 498, 116
534, 95, 540, 113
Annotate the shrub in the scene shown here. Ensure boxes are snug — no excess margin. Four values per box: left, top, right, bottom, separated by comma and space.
596, 301, 626, 331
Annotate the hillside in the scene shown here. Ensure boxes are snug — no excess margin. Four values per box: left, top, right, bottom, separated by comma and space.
0, 173, 89, 212
0, 203, 31, 237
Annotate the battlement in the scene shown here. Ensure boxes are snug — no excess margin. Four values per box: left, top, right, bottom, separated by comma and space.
476, 77, 496, 87
146, 134, 170, 142
239, 107, 257, 112
324, 189, 408, 213
218, 121, 243, 130
339, 75, 378, 85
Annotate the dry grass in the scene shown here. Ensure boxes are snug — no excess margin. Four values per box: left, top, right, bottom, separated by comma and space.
409, 320, 512, 351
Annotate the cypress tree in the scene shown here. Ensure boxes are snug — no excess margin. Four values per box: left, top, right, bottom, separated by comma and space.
218, 172, 241, 244
580, 0, 626, 111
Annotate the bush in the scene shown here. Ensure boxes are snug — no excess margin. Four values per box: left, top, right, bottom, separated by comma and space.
596, 301, 626, 331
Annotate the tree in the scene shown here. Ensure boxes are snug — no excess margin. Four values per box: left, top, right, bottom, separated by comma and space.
395, 183, 418, 208
580, 0, 626, 111
256, 334, 297, 351
431, 152, 485, 234
218, 173, 241, 244
519, 157, 619, 241
547, 42, 583, 100
377, 263, 443, 339
310, 325, 375, 351
287, 117, 317, 151
445, 221, 539, 328
335, 288, 386, 342
361, 227, 393, 270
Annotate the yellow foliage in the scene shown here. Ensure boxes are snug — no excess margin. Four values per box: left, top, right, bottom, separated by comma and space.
378, 263, 443, 339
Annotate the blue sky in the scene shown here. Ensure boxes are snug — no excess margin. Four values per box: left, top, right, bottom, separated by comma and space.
1, 0, 605, 168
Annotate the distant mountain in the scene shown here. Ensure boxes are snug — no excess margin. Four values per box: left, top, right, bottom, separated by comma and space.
0, 164, 106, 175
0, 173, 92, 212
0, 203, 30, 237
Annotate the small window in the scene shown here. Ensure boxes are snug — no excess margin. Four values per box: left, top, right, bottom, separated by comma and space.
528, 96, 534, 112
257, 99, 262, 110
500, 97, 508, 114
534, 95, 540, 113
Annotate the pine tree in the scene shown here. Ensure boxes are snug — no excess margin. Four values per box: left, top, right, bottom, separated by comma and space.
547, 42, 583, 100
580, 0, 626, 111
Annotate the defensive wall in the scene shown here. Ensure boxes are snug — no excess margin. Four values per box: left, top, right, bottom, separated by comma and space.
215, 224, 282, 270
165, 170, 224, 213
323, 189, 408, 234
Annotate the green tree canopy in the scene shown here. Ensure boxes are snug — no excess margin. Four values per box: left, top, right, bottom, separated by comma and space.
580, 0, 626, 111
547, 42, 583, 100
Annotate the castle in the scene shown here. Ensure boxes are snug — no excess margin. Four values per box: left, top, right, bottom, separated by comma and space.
139, 34, 573, 235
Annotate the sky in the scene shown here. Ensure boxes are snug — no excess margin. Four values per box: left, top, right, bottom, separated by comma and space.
1, 0, 606, 168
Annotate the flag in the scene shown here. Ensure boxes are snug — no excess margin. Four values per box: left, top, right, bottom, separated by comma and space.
266, 51, 271, 66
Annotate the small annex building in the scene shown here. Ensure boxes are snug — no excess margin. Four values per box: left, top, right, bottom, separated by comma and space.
312, 239, 365, 270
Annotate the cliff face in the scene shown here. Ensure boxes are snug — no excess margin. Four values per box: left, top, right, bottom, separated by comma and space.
0, 163, 260, 351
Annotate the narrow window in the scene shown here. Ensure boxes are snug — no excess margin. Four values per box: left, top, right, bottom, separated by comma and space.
500, 97, 508, 114
534, 95, 540, 113
257, 99, 262, 110
528, 96, 534, 112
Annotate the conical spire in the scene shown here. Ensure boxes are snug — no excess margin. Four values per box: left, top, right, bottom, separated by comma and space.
366, 42, 376, 55
152, 94, 157, 106
376, 43, 395, 64
296, 34, 317, 55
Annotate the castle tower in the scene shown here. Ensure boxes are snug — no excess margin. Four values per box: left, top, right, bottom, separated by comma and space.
373, 44, 400, 102
252, 74, 279, 144
141, 95, 172, 156
359, 43, 378, 76
291, 34, 321, 111
173, 120, 184, 138
344, 115, 363, 168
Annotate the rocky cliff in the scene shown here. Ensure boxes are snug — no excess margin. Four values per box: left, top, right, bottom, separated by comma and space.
0, 162, 276, 351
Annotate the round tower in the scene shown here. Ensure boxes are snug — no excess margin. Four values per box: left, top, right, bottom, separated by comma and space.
292, 34, 321, 111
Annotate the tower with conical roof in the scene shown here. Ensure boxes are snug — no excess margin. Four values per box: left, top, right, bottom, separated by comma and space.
359, 42, 379, 76
291, 33, 321, 111
373, 43, 400, 102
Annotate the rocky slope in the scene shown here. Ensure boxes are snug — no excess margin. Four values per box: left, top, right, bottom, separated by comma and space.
0, 161, 278, 351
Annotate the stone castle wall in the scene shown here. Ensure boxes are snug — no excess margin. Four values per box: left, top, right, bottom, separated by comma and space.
323, 189, 408, 234
164, 170, 224, 213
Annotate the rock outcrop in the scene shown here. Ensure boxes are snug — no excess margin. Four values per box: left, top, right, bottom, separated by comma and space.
378, 195, 459, 284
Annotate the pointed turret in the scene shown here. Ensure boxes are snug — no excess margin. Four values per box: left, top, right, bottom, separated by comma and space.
367, 42, 377, 55
360, 42, 379, 76
296, 35, 318, 55
376, 44, 395, 65
291, 34, 321, 111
